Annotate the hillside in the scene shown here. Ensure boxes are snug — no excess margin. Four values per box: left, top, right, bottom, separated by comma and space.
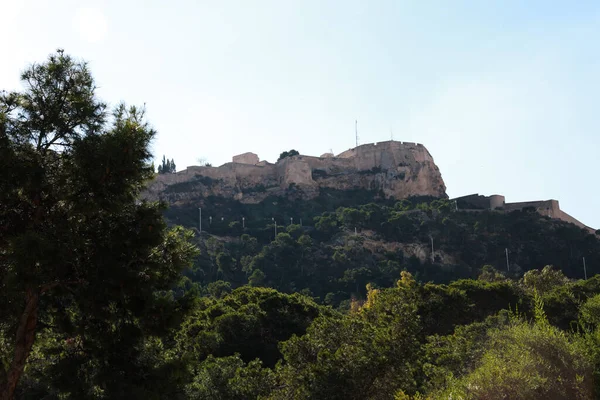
178, 196, 600, 306
146, 143, 599, 305
6, 50, 600, 400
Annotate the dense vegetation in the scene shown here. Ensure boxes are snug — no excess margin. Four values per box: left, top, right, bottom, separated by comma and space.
2, 51, 600, 399
169, 195, 600, 305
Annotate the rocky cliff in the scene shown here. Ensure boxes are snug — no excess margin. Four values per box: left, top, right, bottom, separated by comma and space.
142, 140, 447, 205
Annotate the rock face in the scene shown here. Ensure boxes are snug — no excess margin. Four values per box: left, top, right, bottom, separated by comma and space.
142, 140, 447, 205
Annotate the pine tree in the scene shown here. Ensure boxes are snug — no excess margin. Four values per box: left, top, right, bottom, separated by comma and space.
0, 50, 197, 399
161, 155, 168, 174
170, 158, 176, 173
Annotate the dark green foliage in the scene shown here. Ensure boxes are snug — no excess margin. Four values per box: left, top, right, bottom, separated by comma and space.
168, 195, 600, 292
167, 195, 600, 310
5, 51, 600, 400
163, 187, 394, 241
176, 286, 326, 368
0, 50, 198, 399
185, 355, 275, 399
157, 154, 176, 174
277, 149, 299, 162
273, 313, 419, 400
423, 312, 512, 392
537, 275, 600, 330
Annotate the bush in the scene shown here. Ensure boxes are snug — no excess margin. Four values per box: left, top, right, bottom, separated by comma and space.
277, 149, 299, 162
439, 318, 594, 399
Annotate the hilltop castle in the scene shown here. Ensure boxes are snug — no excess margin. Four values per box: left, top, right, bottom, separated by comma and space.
142, 141, 596, 234
143, 140, 447, 203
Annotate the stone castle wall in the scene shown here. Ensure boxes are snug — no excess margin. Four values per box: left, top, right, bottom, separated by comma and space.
454, 194, 595, 234
143, 140, 447, 204
232, 152, 260, 165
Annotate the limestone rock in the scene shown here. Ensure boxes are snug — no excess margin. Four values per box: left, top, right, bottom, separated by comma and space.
142, 141, 447, 205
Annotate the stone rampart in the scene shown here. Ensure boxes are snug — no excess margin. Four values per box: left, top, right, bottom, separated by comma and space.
143, 140, 447, 203
453, 194, 596, 234
232, 152, 259, 165
503, 200, 559, 216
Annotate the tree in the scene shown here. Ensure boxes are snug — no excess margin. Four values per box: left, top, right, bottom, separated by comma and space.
440, 317, 594, 399
523, 265, 569, 295
579, 294, 600, 329
248, 269, 266, 287
157, 155, 176, 174
176, 287, 324, 368
185, 355, 275, 400
277, 149, 299, 162
0, 50, 197, 399
161, 154, 168, 173
478, 265, 506, 282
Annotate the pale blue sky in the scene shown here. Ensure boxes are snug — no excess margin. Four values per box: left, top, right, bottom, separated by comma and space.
1, 0, 599, 229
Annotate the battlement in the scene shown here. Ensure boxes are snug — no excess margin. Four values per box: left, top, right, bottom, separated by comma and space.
147, 140, 447, 204
226, 141, 427, 167
452, 193, 596, 234
232, 152, 259, 165
335, 140, 427, 160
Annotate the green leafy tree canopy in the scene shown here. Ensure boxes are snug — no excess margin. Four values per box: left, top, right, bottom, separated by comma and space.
0, 50, 197, 399
277, 149, 299, 162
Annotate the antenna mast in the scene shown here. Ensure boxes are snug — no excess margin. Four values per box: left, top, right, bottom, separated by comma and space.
355, 120, 359, 147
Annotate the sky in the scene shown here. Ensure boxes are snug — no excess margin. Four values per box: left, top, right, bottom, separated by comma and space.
1, 0, 599, 229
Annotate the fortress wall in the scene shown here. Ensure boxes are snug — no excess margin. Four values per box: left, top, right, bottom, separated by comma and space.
503, 199, 594, 232
454, 194, 596, 234
411, 146, 435, 163
217, 163, 278, 184
337, 141, 395, 158
301, 155, 355, 172
556, 209, 594, 232
232, 152, 259, 165
145, 140, 448, 201
335, 141, 433, 171
503, 200, 557, 215
168, 163, 278, 186
276, 157, 315, 187
455, 194, 492, 209
151, 173, 183, 186
489, 195, 506, 210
